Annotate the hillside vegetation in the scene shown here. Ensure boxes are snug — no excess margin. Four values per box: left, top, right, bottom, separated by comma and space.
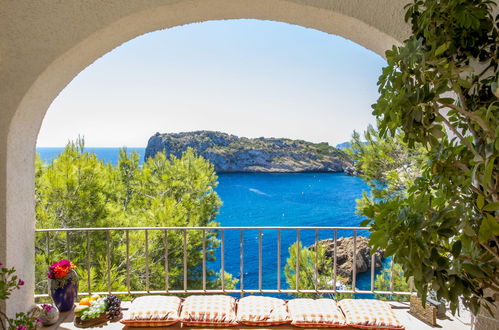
145, 131, 354, 173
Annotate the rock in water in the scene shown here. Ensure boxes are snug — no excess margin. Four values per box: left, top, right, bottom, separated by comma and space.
310, 236, 384, 284
145, 131, 353, 173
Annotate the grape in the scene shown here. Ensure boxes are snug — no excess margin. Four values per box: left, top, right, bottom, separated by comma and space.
105, 295, 122, 321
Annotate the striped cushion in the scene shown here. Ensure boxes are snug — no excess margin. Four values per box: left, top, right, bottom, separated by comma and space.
180, 295, 237, 326
287, 298, 347, 327
120, 295, 181, 327
338, 299, 404, 329
236, 296, 290, 325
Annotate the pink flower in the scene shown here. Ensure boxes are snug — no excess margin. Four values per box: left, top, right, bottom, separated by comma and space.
18, 279, 24, 286
58, 260, 71, 267
41, 304, 53, 312
35, 318, 43, 323
16, 326, 26, 330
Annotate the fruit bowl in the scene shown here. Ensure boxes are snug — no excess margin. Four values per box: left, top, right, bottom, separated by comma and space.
74, 312, 110, 328
73, 295, 122, 328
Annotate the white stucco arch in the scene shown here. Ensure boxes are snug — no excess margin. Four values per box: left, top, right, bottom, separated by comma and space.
0, 0, 411, 314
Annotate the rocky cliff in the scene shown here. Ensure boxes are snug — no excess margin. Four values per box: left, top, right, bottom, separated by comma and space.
145, 131, 354, 173
310, 236, 384, 284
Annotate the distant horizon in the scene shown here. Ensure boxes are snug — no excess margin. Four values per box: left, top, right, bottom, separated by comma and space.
36, 129, 354, 148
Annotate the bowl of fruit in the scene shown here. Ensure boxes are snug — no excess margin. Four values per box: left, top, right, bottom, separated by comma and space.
74, 294, 122, 328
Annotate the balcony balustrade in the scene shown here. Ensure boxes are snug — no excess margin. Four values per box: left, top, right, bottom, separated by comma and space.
34, 226, 412, 299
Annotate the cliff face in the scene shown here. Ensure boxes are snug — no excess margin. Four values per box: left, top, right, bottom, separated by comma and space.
145, 131, 354, 173
310, 236, 384, 284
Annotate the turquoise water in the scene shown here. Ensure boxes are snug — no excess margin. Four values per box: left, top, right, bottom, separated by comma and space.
214, 173, 379, 295
37, 148, 383, 295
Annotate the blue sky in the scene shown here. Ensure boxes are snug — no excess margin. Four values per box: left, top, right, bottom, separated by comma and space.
37, 19, 386, 147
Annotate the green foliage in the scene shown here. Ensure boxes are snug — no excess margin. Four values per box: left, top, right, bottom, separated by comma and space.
358, 0, 498, 315
35, 138, 237, 297
348, 126, 426, 202
0, 264, 39, 329
374, 264, 410, 302
284, 242, 352, 299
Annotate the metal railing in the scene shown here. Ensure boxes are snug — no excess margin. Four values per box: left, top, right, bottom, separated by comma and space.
34, 226, 411, 298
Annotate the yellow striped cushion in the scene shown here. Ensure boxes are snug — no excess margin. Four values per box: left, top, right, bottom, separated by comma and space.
180, 295, 237, 326
287, 298, 347, 327
120, 295, 181, 327
338, 299, 404, 329
236, 296, 290, 325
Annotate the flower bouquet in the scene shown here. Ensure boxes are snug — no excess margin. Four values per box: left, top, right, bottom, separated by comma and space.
48, 260, 78, 312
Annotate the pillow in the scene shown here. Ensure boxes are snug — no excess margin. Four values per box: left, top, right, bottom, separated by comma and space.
120, 295, 181, 327
236, 296, 290, 326
287, 298, 347, 327
338, 299, 405, 330
180, 295, 237, 327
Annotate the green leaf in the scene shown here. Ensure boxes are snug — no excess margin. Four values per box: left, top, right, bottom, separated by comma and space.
430, 125, 445, 139
360, 219, 371, 227
451, 241, 462, 258
483, 157, 495, 189
438, 98, 455, 105
477, 195, 484, 209
478, 214, 499, 243
458, 79, 472, 89
483, 202, 499, 212
463, 263, 487, 278
435, 42, 451, 56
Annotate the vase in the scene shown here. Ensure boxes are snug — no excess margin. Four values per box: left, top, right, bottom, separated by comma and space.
37, 304, 59, 326
49, 270, 78, 312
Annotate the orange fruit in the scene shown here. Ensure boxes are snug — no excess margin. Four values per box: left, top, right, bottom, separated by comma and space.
79, 297, 91, 306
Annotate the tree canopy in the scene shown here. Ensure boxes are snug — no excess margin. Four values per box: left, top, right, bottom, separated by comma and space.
35, 139, 237, 295
355, 0, 498, 314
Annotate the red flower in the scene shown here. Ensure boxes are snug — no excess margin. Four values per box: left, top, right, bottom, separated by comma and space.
18, 279, 24, 286
47, 260, 77, 279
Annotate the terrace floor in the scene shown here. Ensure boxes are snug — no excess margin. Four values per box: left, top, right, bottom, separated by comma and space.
42, 301, 471, 330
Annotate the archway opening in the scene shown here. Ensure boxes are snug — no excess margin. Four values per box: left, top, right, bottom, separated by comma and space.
2, 0, 407, 315
34, 18, 387, 299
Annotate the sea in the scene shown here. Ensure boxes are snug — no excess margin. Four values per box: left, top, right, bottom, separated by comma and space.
37, 147, 387, 296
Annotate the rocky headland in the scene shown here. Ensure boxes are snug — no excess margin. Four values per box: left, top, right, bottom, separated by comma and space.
145, 131, 354, 173
310, 236, 384, 284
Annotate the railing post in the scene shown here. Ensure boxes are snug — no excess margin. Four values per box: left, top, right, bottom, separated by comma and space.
333, 229, 337, 292
258, 229, 262, 292
315, 228, 319, 292
183, 229, 187, 292
202, 229, 206, 291
352, 229, 357, 293
46, 232, 51, 296
86, 231, 91, 295
371, 251, 375, 292
390, 258, 395, 293
221, 229, 225, 292
145, 229, 149, 292
240, 229, 244, 297
126, 230, 130, 293
106, 230, 111, 293
277, 229, 281, 292
66, 231, 71, 260
296, 229, 300, 292
164, 229, 168, 292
